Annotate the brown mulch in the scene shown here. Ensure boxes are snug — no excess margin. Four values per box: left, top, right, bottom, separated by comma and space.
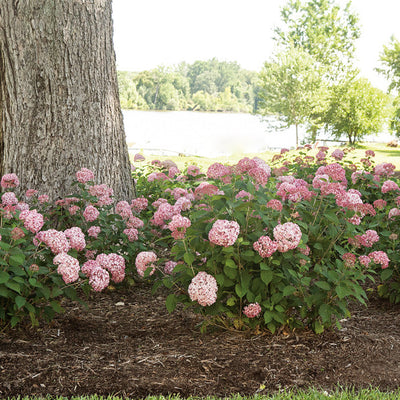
1, 283, 400, 398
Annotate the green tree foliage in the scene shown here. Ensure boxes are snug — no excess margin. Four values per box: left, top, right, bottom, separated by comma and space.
378, 36, 400, 136
117, 59, 259, 113
258, 46, 328, 146
274, 0, 360, 81
323, 77, 389, 144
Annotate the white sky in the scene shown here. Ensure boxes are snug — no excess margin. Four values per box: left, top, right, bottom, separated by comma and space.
112, 0, 400, 91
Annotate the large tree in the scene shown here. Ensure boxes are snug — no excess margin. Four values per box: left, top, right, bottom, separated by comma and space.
0, 0, 133, 200
258, 46, 327, 147
378, 36, 400, 136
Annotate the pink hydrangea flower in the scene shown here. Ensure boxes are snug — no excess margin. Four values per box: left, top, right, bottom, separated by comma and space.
2, 192, 18, 206
208, 220, 240, 247
116, 200, 133, 220
369, 251, 390, 269
89, 265, 110, 292
53, 252, 80, 284
105, 253, 125, 283
164, 260, 178, 275
248, 167, 270, 186
373, 199, 387, 210
11, 227, 25, 240
83, 205, 100, 222
331, 149, 344, 160
81, 260, 100, 276
194, 182, 220, 199
76, 168, 95, 183
388, 208, 400, 220
131, 197, 148, 213
374, 163, 395, 177
358, 255, 371, 267
168, 214, 191, 240
25, 189, 38, 198
123, 228, 138, 242
381, 180, 400, 194
365, 150, 375, 157
273, 222, 302, 252
135, 251, 157, 277
68, 205, 80, 215
19, 209, 44, 234
235, 190, 254, 201
243, 303, 262, 318
64, 227, 86, 251
188, 271, 218, 306
168, 167, 180, 179
1, 173, 19, 189
37, 229, 70, 254
266, 199, 283, 211
87, 225, 101, 238
236, 157, 257, 173
253, 236, 278, 258
342, 252, 356, 268
126, 215, 144, 229
88, 184, 114, 206
174, 197, 192, 213
147, 172, 168, 182
152, 203, 175, 226
187, 165, 201, 177
207, 163, 232, 181
134, 153, 146, 162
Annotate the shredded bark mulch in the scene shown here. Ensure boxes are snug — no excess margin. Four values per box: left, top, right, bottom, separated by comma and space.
1, 283, 400, 398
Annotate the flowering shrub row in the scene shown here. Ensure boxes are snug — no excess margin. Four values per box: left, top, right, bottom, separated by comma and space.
1, 144, 400, 333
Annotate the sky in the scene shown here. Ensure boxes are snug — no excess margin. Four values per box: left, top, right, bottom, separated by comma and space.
112, 0, 400, 92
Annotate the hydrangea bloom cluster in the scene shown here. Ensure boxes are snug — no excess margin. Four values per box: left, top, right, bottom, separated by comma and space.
194, 182, 221, 199
2, 192, 18, 206
273, 222, 302, 252
168, 214, 191, 239
374, 163, 395, 177
266, 199, 283, 211
208, 220, 240, 247
207, 163, 232, 182
243, 303, 262, 318
147, 172, 168, 182
83, 205, 100, 222
235, 190, 254, 201
131, 197, 148, 213
188, 271, 218, 306
369, 251, 390, 269
37, 229, 70, 254
331, 149, 344, 160
134, 153, 146, 162
248, 167, 270, 186
135, 251, 157, 277
88, 184, 114, 206
187, 165, 201, 177
88, 264, 110, 292
164, 260, 178, 275
388, 208, 400, 220
19, 209, 44, 233
373, 199, 387, 210
11, 227, 25, 240
76, 168, 94, 183
152, 202, 175, 226
123, 228, 138, 242
87, 225, 101, 238
53, 253, 80, 284
116, 200, 132, 220
1, 173, 19, 189
253, 236, 278, 257
342, 252, 356, 268
355, 229, 380, 247
381, 180, 400, 194
64, 227, 86, 251
358, 255, 371, 267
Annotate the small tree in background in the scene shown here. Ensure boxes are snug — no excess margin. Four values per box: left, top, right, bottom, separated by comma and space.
323, 77, 389, 144
258, 46, 327, 147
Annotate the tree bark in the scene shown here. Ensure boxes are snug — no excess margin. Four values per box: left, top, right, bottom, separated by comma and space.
0, 0, 133, 201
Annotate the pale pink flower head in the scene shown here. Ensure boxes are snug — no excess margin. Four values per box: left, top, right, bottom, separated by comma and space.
131, 197, 148, 213
76, 167, 95, 183
369, 251, 390, 269
187, 165, 201, 177
38, 194, 49, 204
374, 163, 395, 177
89, 266, 110, 292
1, 173, 19, 189
273, 222, 302, 252
365, 150, 375, 157
11, 227, 25, 241
248, 167, 270, 186
253, 236, 278, 258
194, 182, 220, 199
126, 215, 144, 229
188, 271, 218, 306
38, 229, 70, 254
358, 255, 371, 268
168, 166, 180, 179
116, 200, 133, 220
208, 220, 240, 247
68, 205, 80, 215
83, 205, 100, 222
87, 225, 101, 238
207, 163, 231, 181
134, 153, 146, 162
2, 192, 18, 206
235, 190, 254, 201
164, 260, 178, 275
135, 251, 157, 277
373, 199, 387, 210
342, 252, 356, 268
168, 214, 191, 240
20, 209, 44, 234
331, 149, 344, 160
15, 202, 29, 212
53, 252, 80, 284
25, 189, 38, 198
64, 227, 86, 251
236, 157, 257, 174
266, 199, 283, 211
105, 253, 126, 283
123, 228, 138, 242
381, 180, 400, 194
81, 259, 100, 277
243, 303, 262, 318
316, 150, 326, 161
388, 208, 400, 220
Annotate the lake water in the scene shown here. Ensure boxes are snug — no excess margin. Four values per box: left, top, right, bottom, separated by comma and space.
122, 110, 392, 157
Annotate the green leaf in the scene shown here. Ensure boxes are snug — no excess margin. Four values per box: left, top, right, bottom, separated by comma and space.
381, 268, 393, 281
6, 280, 21, 294
235, 283, 246, 298
166, 294, 178, 313
50, 300, 63, 313
283, 285, 296, 296
336, 285, 350, 299
0, 286, 10, 297
318, 303, 332, 323
223, 265, 237, 279
314, 281, 331, 291
225, 259, 237, 269
0, 271, 10, 284
0, 242, 11, 251
9, 253, 25, 268
183, 252, 195, 265
314, 320, 324, 334
15, 295, 26, 309
226, 297, 236, 306
261, 270, 273, 285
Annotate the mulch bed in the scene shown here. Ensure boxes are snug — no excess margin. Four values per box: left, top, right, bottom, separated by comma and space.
1, 282, 400, 398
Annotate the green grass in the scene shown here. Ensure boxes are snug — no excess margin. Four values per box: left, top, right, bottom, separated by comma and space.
131, 141, 400, 171
5, 389, 400, 400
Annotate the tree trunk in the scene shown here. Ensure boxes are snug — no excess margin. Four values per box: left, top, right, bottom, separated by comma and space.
295, 124, 299, 148
0, 0, 133, 201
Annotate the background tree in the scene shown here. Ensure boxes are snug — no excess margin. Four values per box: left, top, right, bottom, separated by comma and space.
0, 0, 133, 200
323, 77, 389, 144
378, 36, 400, 136
258, 46, 327, 147
274, 0, 360, 82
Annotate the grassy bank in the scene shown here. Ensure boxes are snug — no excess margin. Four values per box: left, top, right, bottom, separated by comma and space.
130, 142, 400, 171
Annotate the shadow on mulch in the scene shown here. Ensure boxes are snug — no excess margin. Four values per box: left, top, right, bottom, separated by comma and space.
1, 282, 400, 398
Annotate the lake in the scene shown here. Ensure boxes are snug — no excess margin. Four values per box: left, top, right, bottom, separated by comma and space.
122, 110, 391, 157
